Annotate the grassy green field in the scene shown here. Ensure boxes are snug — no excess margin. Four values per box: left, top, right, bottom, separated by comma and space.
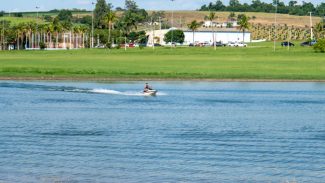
0, 42, 324, 81
2, 17, 41, 25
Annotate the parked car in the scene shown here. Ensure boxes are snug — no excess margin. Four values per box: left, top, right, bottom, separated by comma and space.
300, 40, 317, 46
227, 42, 236, 47
195, 42, 210, 47
212, 42, 227, 47
111, 44, 118, 48
281, 42, 295, 47
235, 42, 247, 47
134, 43, 147, 48
128, 43, 135, 48
228, 42, 247, 47
94, 44, 105, 48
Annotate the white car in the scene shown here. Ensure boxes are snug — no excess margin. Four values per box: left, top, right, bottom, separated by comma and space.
227, 42, 236, 47
227, 42, 247, 47
235, 42, 248, 47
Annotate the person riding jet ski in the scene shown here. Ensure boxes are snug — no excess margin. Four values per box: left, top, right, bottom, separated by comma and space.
143, 83, 157, 96
144, 83, 153, 92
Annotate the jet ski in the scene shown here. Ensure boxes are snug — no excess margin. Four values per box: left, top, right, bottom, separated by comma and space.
143, 89, 158, 96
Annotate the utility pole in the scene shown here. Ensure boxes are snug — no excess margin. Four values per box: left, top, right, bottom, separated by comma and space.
171, 0, 175, 48
274, 0, 278, 52
309, 12, 313, 40
1, 16, 6, 50
288, 27, 291, 51
152, 17, 155, 50
36, 6, 40, 49
159, 17, 162, 30
91, 2, 95, 48
1, 16, 4, 50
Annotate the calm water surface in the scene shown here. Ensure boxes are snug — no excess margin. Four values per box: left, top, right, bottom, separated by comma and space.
0, 81, 325, 183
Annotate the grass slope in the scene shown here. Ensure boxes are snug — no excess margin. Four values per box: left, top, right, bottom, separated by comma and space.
2, 17, 41, 25
0, 42, 324, 80
163, 11, 321, 28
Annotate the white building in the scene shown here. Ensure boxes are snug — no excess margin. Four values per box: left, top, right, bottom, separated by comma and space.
203, 21, 216, 27
203, 21, 238, 28
147, 29, 251, 45
183, 31, 251, 45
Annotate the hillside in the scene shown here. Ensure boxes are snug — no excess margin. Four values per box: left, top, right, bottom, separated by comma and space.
162, 11, 321, 28
2, 17, 42, 25
13, 10, 321, 28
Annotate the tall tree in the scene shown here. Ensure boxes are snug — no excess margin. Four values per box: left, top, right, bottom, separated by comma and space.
228, 0, 241, 11
125, 0, 138, 11
52, 18, 62, 48
118, 0, 148, 34
187, 20, 201, 45
104, 11, 117, 45
238, 14, 250, 43
57, 9, 73, 23
44, 23, 53, 48
94, 0, 111, 28
79, 25, 89, 48
207, 12, 217, 50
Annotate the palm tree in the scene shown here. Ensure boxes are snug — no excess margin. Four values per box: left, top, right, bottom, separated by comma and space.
73, 25, 81, 48
61, 21, 72, 49
104, 11, 117, 45
25, 22, 36, 49
18, 23, 28, 49
238, 14, 250, 43
207, 12, 217, 50
187, 20, 201, 45
15, 23, 26, 50
315, 22, 324, 39
44, 23, 53, 48
52, 18, 62, 48
79, 25, 89, 48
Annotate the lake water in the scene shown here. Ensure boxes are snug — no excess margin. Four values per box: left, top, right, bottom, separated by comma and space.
0, 81, 325, 183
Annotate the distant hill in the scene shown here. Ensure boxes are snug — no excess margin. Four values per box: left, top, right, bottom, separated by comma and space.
4, 10, 320, 28
162, 11, 321, 29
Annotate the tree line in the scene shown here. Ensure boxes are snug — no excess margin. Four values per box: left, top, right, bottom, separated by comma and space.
0, 0, 157, 50
200, 0, 325, 17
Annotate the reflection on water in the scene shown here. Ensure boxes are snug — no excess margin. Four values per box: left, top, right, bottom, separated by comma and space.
0, 81, 325, 183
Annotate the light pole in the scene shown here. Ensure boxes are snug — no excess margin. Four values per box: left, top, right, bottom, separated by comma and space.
273, 0, 278, 52
1, 16, 4, 50
159, 17, 161, 30
309, 12, 313, 40
36, 6, 40, 49
91, 2, 95, 48
171, 0, 174, 48
151, 17, 155, 50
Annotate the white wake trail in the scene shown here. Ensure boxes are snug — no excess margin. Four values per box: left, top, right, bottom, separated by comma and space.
91, 89, 167, 96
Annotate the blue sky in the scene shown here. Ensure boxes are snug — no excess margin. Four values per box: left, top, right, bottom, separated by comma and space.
0, 0, 323, 12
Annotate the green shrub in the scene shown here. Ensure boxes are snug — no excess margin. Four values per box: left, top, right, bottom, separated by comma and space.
314, 39, 325, 53
164, 30, 185, 44
39, 42, 46, 50
139, 45, 145, 50
106, 42, 112, 49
